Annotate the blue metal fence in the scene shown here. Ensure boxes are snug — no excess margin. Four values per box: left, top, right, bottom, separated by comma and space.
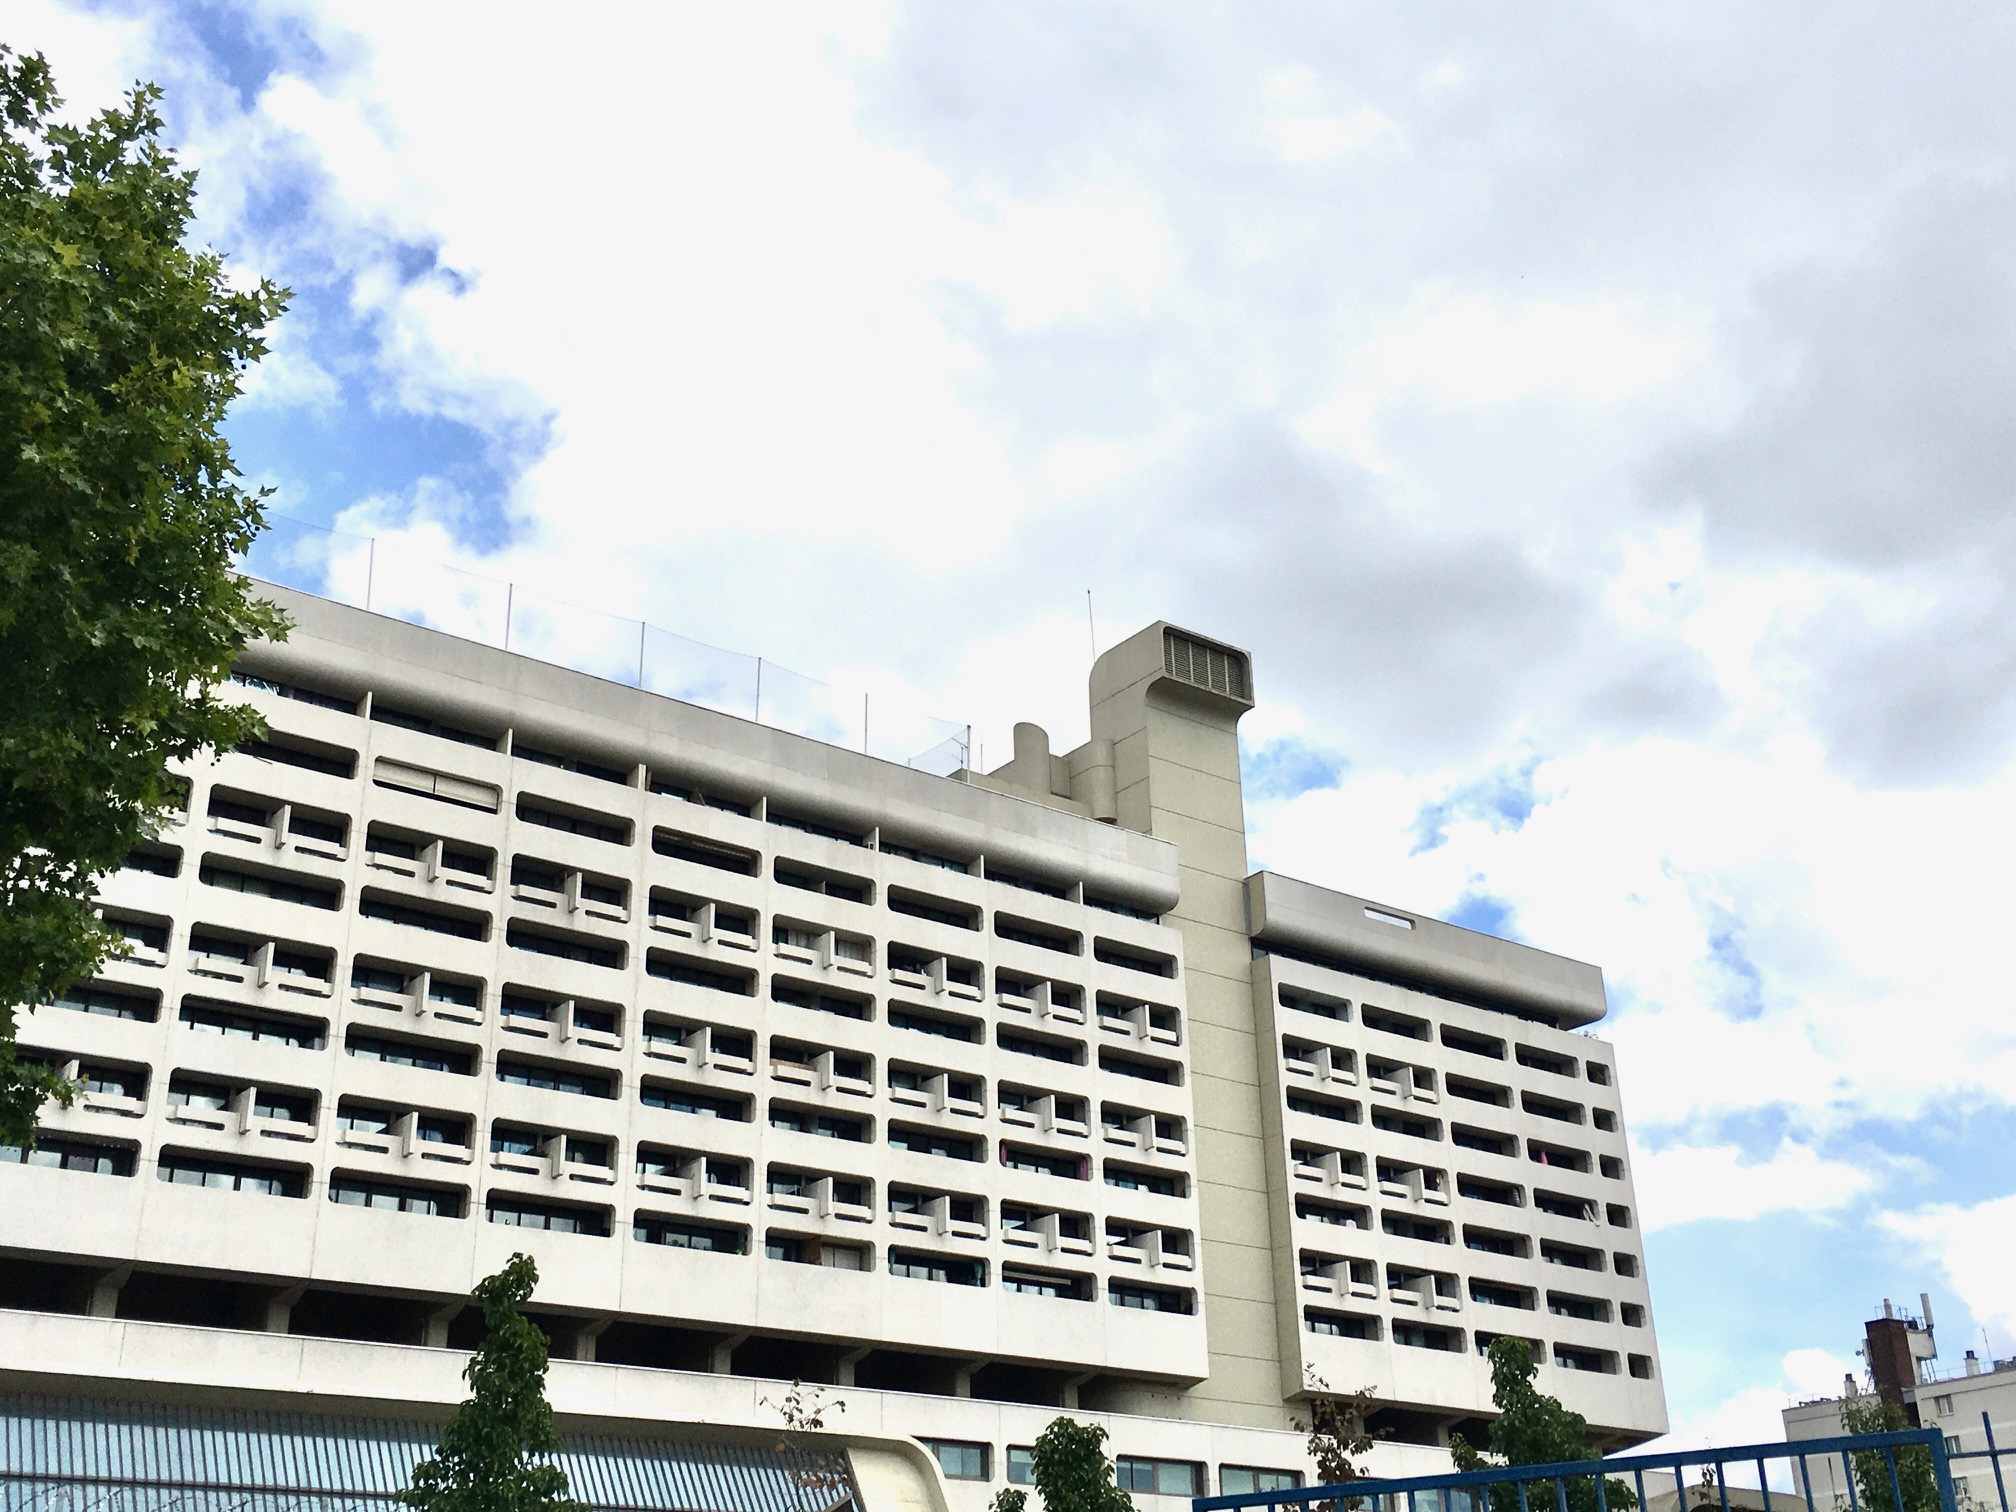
1953, 1410, 2012, 1512
1194, 1428, 1971, 1512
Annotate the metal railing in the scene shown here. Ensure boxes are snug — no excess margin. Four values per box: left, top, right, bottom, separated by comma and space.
1194, 1428, 1967, 1512
1955, 1410, 2012, 1512
236, 513, 974, 776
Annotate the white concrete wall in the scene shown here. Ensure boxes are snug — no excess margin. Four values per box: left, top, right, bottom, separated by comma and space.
0, 1310, 1460, 1512
9, 588, 1208, 1386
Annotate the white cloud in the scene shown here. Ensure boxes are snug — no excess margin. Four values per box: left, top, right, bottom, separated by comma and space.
236, 333, 340, 414
1299, 294, 1707, 466
1882, 1193, 2016, 1357
1267, 104, 1401, 164
1646, 1348, 1858, 1475
1632, 1141, 1875, 1232
1247, 730, 2016, 1139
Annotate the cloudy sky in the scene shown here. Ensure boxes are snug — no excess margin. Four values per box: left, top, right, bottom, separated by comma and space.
23, 0, 2016, 1451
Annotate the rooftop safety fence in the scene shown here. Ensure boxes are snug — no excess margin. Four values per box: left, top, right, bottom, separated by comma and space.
237, 514, 973, 778
1194, 1424, 2002, 1512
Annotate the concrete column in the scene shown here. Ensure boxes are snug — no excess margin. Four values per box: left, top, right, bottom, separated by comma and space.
710, 1331, 751, 1374
87, 1262, 133, 1319
836, 1346, 874, 1387
264, 1284, 306, 1334
1086, 623, 1285, 1429
569, 1318, 611, 1362
424, 1300, 462, 1349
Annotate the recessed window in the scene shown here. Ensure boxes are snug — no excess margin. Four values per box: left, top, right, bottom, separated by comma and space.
486, 1194, 610, 1236
888, 1123, 977, 1160
180, 998, 325, 1049
1001, 1264, 1091, 1300
655, 828, 760, 875
639, 1081, 749, 1121
53, 982, 160, 1022
887, 1249, 984, 1286
235, 733, 357, 779
1221, 1468, 1304, 1496
516, 797, 629, 845
1, 1137, 135, 1176
157, 1151, 305, 1197
329, 1174, 463, 1217
1305, 1308, 1378, 1339
1109, 1281, 1192, 1314
372, 705, 495, 749
923, 1441, 989, 1481
1116, 1457, 1203, 1498
634, 1213, 747, 1253
1104, 1162, 1185, 1198
346, 1033, 474, 1077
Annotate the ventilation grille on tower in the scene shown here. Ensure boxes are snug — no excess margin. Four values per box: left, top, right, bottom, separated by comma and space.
1162, 630, 1251, 702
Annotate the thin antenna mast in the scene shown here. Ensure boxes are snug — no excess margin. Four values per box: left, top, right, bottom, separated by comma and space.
1087, 590, 1097, 661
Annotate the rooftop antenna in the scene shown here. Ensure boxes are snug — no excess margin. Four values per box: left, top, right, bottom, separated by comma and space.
1087, 590, 1097, 662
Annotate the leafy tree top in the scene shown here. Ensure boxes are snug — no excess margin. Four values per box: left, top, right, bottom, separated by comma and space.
398, 1253, 586, 1512
990, 1416, 1135, 1512
0, 45, 287, 1146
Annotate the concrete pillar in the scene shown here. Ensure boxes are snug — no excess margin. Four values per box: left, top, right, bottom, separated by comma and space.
1086, 623, 1284, 1429
87, 1262, 133, 1319
710, 1331, 751, 1374
836, 1346, 873, 1387
569, 1319, 610, 1362
264, 1284, 306, 1334
424, 1300, 462, 1349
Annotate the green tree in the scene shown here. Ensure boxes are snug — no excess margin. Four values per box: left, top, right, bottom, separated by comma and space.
1839, 1395, 1940, 1512
398, 1254, 586, 1512
989, 1417, 1135, 1512
1448, 1339, 1638, 1512
1293, 1375, 1378, 1488
0, 46, 288, 1145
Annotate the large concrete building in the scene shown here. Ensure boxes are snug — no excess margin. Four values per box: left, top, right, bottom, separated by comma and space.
1, 585, 1666, 1506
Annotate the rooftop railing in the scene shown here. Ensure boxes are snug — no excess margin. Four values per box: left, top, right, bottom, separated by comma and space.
236, 513, 973, 777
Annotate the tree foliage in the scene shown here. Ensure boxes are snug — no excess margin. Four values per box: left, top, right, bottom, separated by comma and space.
1839, 1395, 1940, 1512
990, 1417, 1135, 1512
1294, 1376, 1378, 1487
1448, 1339, 1637, 1512
0, 46, 288, 1145
761, 1379, 852, 1498
398, 1254, 586, 1512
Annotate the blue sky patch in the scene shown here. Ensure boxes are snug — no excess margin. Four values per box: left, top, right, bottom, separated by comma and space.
1240, 735, 1347, 802
174, 1, 313, 109
1411, 754, 1542, 853
1446, 890, 1520, 941
1705, 921, 1768, 1022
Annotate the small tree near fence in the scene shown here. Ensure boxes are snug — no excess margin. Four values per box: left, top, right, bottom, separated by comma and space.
1294, 1374, 1379, 1487
1840, 1396, 1941, 1512
1448, 1338, 1637, 1512
398, 1254, 586, 1512
990, 1416, 1136, 1512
